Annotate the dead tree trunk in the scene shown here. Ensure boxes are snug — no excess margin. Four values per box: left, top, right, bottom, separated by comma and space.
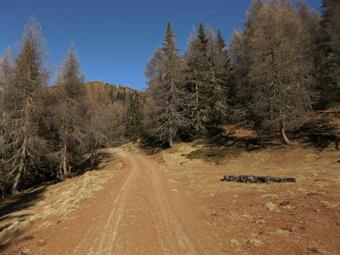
281, 127, 291, 145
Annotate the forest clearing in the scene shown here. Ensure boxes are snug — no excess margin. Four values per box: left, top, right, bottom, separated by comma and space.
0, 143, 339, 255
1, 0, 340, 254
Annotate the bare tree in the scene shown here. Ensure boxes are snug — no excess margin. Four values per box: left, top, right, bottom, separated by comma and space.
247, 0, 314, 143
2, 17, 48, 194
55, 46, 88, 179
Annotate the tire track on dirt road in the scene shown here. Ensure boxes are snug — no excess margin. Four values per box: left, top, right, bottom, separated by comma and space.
5, 148, 222, 255
87, 150, 139, 255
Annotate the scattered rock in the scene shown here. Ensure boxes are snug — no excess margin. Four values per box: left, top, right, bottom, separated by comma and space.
308, 246, 324, 255
275, 229, 291, 237
279, 200, 290, 206
306, 192, 321, 196
279, 201, 294, 210
230, 239, 240, 247
256, 219, 265, 225
321, 200, 338, 209
37, 239, 47, 247
261, 194, 278, 199
265, 201, 276, 212
242, 214, 252, 219
21, 248, 30, 255
247, 239, 264, 248
211, 210, 218, 217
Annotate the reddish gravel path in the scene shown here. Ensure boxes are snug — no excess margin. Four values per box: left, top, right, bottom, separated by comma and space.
6, 149, 220, 255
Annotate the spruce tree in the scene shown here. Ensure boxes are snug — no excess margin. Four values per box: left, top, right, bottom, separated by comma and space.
125, 94, 142, 142
145, 23, 182, 147
182, 24, 213, 137
317, 0, 340, 105
209, 30, 231, 125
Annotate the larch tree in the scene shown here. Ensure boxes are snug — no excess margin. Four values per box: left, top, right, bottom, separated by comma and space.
296, 0, 321, 104
56, 46, 87, 180
247, 0, 314, 144
145, 23, 183, 147
2, 17, 48, 194
0, 49, 15, 197
229, 0, 264, 113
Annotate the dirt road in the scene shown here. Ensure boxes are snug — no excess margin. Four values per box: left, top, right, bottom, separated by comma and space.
6, 149, 220, 255
4, 144, 339, 255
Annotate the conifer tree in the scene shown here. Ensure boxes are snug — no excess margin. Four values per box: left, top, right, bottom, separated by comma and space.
209, 30, 231, 124
317, 0, 340, 105
145, 23, 182, 147
182, 24, 213, 137
321, 0, 340, 64
2, 17, 48, 194
56, 46, 87, 179
229, 0, 263, 106
247, 0, 314, 143
296, 0, 321, 102
125, 94, 142, 142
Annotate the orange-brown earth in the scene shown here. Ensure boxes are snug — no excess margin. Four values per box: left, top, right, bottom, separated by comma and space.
0, 143, 339, 255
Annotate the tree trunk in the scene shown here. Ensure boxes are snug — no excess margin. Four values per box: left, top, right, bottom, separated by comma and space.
11, 169, 22, 195
281, 127, 291, 145
12, 137, 27, 195
62, 144, 69, 178
169, 137, 173, 148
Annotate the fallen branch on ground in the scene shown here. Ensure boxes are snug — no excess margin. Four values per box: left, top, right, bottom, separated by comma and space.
220, 175, 296, 183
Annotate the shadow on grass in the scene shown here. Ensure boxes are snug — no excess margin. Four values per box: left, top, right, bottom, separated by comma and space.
0, 187, 47, 252
185, 127, 285, 162
0, 187, 46, 220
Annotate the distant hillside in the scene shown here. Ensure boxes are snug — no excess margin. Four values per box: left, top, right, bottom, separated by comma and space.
84, 81, 141, 102
82, 81, 144, 146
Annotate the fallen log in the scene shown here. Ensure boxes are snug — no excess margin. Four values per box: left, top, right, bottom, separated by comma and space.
220, 175, 296, 184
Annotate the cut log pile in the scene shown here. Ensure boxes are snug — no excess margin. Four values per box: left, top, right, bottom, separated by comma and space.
220, 175, 296, 184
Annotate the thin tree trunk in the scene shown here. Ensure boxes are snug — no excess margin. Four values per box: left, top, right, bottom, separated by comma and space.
169, 137, 173, 148
11, 137, 27, 195
11, 168, 22, 195
281, 127, 291, 145
62, 144, 68, 178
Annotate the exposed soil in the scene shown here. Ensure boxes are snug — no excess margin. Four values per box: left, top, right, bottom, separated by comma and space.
1, 144, 339, 255
157, 143, 340, 255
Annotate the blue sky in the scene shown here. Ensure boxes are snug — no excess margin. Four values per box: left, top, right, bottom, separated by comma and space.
0, 0, 321, 90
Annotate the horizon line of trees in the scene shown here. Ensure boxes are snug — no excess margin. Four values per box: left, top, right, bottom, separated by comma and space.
142, 0, 339, 148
